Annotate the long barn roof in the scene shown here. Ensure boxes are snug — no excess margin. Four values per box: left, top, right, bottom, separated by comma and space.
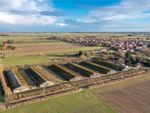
12, 68, 29, 88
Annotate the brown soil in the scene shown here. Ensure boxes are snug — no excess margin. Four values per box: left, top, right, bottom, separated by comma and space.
4, 43, 78, 57
93, 80, 150, 113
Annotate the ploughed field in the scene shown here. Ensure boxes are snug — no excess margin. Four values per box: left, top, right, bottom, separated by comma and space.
92, 72, 150, 113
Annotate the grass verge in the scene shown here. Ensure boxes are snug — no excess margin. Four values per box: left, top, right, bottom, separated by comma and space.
2, 90, 115, 113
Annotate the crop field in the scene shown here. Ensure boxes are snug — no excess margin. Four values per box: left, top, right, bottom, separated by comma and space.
92, 72, 150, 113
1, 90, 115, 113
1, 36, 101, 66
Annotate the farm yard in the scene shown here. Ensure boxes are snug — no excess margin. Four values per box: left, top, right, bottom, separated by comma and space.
1, 70, 150, 113
1, 58, 125, 95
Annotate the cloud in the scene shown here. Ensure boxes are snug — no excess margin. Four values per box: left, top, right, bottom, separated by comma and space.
0, 0, 58, 26
0, 0, 150, 32
0, 0, 54, 12
63, 0, 150, 31
86, 0, 150, 23
57, 23, 68, 27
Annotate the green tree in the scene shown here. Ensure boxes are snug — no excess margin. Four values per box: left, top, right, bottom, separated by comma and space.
125, 52, 132, 65
125, 52, 138, 65
78, 51, 84, 57
78, 51, 87, 57
148, 43, 150, 48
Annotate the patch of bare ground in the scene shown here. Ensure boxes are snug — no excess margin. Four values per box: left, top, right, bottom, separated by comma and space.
93, 72, 150, 113
4, 43, 78, 57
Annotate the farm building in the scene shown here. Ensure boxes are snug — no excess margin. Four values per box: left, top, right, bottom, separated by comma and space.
3, 70, 19, 91
31, 66, 54, 86
92, 58, 125, 71
0, 64, 12, 96
79, 61, 114, 74
25, 67, 52, 87
64, 63, 99, 77
11, 68, 29, 93
3, 68, 29, 93
18, 68, 37, 89
42, 66, 63, 83
48, 64, 82, 81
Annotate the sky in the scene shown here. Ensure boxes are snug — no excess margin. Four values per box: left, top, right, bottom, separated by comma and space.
0, 0, 150, 32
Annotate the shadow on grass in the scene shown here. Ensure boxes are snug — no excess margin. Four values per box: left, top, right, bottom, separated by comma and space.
47, 54, 77, 58
0, 82, 4, 102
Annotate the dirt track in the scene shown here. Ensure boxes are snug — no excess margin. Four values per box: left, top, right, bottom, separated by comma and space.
94, 80, 150, 113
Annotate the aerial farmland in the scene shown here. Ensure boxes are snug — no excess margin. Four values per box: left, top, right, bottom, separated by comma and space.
0, 0, 150, 113
0, 32, 149, 113
1, 34, 100, 66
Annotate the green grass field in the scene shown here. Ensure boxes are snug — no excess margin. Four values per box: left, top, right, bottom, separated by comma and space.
1, 36, 101, 66
2, 90, 115, 113
2, 46, 100, 66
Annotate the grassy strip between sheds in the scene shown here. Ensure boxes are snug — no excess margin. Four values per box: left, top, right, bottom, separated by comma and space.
64, 63, 95, 77
93, 58, 124, 71
80, 61, 110, 74
1, 90, 115, 113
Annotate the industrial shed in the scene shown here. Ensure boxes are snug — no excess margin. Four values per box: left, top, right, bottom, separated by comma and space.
92, 58, 125, 71
64, 63, 99, 78
11, 68, 29, 93
48, 64, 82, 81
18, 68, 37, 89
79, 61, 114, 74
0, 64, 12, 96
3, 68, 29, 93
31, 66, 54, 86
25, 68, 52, 87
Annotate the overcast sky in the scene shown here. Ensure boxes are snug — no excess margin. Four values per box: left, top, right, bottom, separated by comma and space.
0, 0, 150, 32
